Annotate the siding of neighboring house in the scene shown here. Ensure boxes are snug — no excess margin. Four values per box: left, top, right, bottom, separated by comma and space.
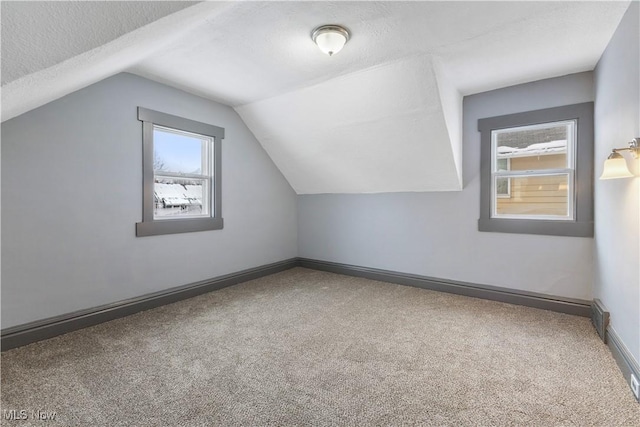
496, 154, 568, 216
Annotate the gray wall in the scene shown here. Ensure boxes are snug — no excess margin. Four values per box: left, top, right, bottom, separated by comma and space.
298, 72, 594, 301
594, 2, 639, 365
1, 73, 297, 328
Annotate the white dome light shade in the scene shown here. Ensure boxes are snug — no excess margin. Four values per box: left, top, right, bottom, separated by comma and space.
312, 25, 350, 56
315, 32, 346, 56
600, 152, 633, 179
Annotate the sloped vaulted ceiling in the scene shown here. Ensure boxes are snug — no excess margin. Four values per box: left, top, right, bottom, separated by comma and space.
1, 1, 630, 194
236, 54, 463, 193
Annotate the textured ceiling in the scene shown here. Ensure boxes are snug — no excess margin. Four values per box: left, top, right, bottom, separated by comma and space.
131, 1, 628, 106
1, 1, 630, 194
1, 1, 198, 85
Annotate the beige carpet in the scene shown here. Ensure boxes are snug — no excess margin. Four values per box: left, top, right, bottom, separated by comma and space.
1, 267, 639, 426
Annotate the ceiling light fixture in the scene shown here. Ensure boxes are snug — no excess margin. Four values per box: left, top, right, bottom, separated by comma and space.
312, 25, 350, 56
600, 138, 639, 179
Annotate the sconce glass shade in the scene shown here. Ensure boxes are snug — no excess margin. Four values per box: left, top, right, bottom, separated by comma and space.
312, 25, 350, 56
600, 152, 633, 179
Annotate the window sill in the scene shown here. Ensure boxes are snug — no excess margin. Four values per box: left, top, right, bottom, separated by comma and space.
136, 217, 223, 237
478, 217, 593, 237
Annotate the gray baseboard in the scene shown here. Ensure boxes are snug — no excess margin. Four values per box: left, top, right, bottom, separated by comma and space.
0, 257, 593, 352
5, 256, 636, 401
297, 258, 592, 317
607, 327, 640, 402
1, 258, 298, 351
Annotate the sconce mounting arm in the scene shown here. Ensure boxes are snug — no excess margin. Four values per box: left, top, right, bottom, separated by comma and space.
612, 137, 639, 158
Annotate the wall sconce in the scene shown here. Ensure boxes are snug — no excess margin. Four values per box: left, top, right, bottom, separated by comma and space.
312, 25, 350, 56
600, 138, 639, 180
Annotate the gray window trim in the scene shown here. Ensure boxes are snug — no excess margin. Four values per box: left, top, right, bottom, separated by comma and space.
478, 102, 594, 237
136, 107, 225, 237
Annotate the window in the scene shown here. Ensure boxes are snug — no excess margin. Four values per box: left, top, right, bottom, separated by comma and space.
492, 120, 575, 219
136, 108, 225, 237
478, 103, 593, 237
153, 126, 211, 219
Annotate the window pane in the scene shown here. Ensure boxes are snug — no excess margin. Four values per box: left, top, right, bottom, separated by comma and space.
153, 127, 207, 175
496, 177, 510, 196
154, 178, 209, 219
495, 174, 569, 217
496, 158, 510, 196
496, 158, 509, 172
494, 122, 572, 171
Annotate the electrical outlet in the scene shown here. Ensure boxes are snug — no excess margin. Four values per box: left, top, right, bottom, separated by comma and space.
631, 374, 640, 400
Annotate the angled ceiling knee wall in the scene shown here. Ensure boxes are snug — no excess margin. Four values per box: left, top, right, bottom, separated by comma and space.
236, 54, 463, 194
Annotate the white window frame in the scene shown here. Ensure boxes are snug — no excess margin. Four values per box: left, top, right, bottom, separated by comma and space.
136, 107, 225, 237
490, 120, 576, 221
153, 125, 213, 220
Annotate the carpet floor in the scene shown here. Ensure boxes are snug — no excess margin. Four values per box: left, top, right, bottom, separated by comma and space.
1, 267, 639, 426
